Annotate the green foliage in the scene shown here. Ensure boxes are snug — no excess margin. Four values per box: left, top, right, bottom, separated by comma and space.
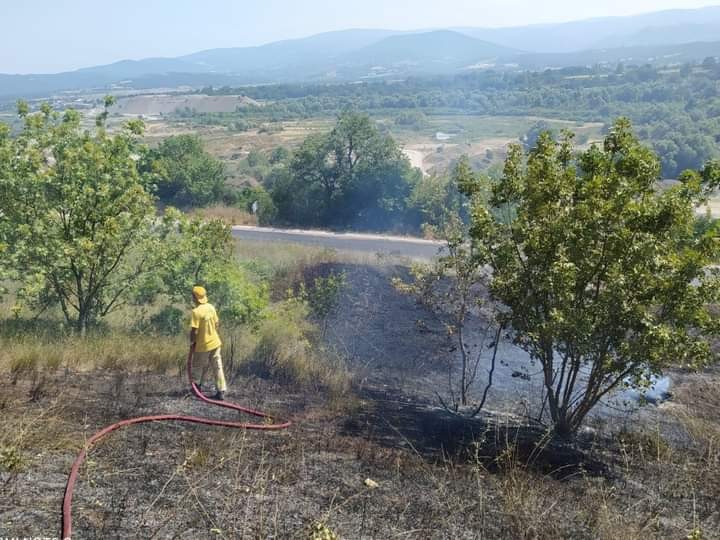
271, 111, 421, 230
522, 121, 554, 151
0, 102, 157, 333
304, 272, 347, 322
294, 271, 347, 336
148, 134, 225, 207
407, 156, 484, 233
269, 146, 291, 165
191, 63, 720, 178
246, 149, 269, 168
252, 298, 313, 383
407, 174, 460, 233
237, 150, 274, 184
202, 263, 269, 325
394, 110, 427, 130
229, 185, 277, 225
148, 306, 185, 336
694, 211, 720, 248
307, 522, 339, 540
143, 209, 268, 325
250, 297, 350, 394
462, 119, 720, 435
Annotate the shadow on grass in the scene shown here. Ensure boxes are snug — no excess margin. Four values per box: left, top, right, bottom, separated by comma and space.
342, 386, 613, 480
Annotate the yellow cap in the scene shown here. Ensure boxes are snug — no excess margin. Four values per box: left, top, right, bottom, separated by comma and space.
192, 286, 208, 304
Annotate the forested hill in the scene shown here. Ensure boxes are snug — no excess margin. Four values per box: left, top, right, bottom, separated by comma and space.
3, 5, 720, 99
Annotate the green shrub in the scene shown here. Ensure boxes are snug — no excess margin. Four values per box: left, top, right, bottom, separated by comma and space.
253, 300, 314, 384
204, 263, 269, 325
307, 522, 339, 540
295, 271, 347, 336
250, 299, 350, 396
233, 186, 278, 225
148, 306, 185, 336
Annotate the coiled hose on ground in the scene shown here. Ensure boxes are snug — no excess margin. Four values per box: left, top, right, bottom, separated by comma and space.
60, 345, 291, 539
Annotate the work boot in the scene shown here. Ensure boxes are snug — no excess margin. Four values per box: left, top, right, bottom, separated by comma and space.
212, 390, 225, 401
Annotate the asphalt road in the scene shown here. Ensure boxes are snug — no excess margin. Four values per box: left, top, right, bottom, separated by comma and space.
232, 226, 445, 259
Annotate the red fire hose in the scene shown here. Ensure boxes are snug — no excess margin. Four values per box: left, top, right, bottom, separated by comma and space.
59, 345, 291, 539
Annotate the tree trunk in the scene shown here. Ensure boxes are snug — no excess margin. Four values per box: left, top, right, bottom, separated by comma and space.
458, 323, 468, 406
553, 416, 574, 438
77, 308, 89, 337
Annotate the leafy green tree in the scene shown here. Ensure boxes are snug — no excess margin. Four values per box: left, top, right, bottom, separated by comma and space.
246, 150, 268, 168
0, 102, 156, 334
272, 112, 420, 230
0, 121, 13, 298
234, 186, 277, 226
394, 110, 427, 130
280, 133, 332, 225
695, 210, 720, 251
143, 209, 268, 324
407, 157, 472, 235
149, 134, 225, 207
462, 120, 720, 436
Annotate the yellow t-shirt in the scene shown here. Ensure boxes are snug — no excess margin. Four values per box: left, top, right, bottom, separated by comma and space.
191, 303, 222, 353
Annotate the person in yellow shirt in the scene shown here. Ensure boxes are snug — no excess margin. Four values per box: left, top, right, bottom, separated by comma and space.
190, 286, 227, 401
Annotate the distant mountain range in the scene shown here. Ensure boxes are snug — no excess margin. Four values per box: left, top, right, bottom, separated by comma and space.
456, 5, 720, 52
3, 5, 720, 101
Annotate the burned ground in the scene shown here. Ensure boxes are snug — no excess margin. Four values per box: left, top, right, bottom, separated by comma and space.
2, 263, 719, 539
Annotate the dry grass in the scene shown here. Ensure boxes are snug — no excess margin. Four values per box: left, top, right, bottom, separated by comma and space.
190, 204, 257, 226
0, 334, 188, 376
246, 301, 352, 398
233, 240, 342, 300
3, 358, 720, 537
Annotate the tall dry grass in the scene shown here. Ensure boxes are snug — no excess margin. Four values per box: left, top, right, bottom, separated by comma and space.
190, 204, 257, 225
0, 334, 188, 377
245, 299, 352, 398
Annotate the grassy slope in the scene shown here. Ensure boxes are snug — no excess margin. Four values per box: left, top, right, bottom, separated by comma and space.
1, 241, 719, 538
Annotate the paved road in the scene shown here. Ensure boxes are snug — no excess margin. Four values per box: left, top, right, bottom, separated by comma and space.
232, 226, 445, 259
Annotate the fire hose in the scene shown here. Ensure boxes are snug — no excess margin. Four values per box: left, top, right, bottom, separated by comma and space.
60, 345, 291, 539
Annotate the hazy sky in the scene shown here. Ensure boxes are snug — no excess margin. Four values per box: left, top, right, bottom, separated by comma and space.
2, 0, 719, 73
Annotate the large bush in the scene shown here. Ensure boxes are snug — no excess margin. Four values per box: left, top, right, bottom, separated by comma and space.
0, 101, 156, 334
270, 111, 421, 230
462, 119, 720, 435
148, 134, 225, 207
139, 209, 269, 325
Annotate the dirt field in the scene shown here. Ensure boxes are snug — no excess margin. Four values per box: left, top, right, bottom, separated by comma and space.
402, 138, 513, 176
2, 263, 719, 539
138, 118, 334, 184
112, 94, 260, 116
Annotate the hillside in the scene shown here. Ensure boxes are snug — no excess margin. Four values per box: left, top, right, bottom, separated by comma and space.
181, 28, 400, 72
339, 30, 517, 72
594, 22, 720, 49
3, 5, 720, 100
459, 5, 720, 52
511, 40, 720, 69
